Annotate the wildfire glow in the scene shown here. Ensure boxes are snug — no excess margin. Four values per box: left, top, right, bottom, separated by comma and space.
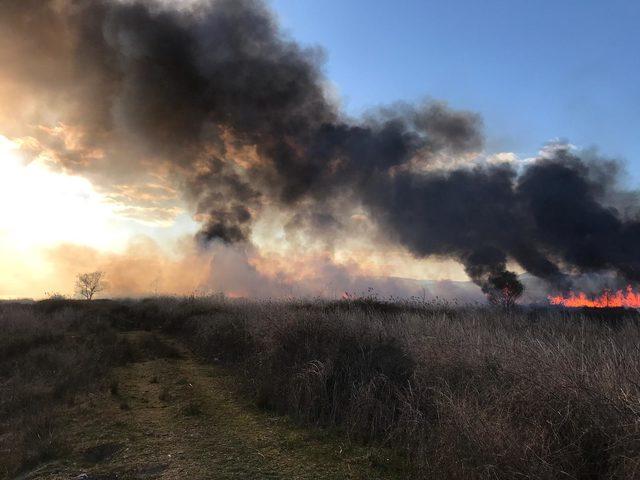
548, 286, 640, 308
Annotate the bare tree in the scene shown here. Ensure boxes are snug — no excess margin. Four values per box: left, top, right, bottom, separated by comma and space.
485, 271, 524, 309
75, 271, 106, 300
487, 285, 523, 309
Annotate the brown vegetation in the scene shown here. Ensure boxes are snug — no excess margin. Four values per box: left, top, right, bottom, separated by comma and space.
0, 300, 132, 477
172, 298, 640, 479
4, 297, 640, 479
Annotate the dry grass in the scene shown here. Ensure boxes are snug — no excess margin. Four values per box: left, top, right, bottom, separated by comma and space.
0, 301, 132, 478
170, 298, 640, 479
4, 297, 640, 479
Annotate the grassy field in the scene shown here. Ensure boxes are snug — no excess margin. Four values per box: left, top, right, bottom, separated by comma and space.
3, 298, 640, 479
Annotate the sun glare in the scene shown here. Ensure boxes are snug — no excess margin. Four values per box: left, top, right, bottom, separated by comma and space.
0, 135, 125, 250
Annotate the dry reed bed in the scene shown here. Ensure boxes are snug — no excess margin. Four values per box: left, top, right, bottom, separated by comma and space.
167, 299, 640, 479
4, 298, 640, 479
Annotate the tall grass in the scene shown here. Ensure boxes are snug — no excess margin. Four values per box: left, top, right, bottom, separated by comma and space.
165, 299, 640, 479
0, 301, 132, 477
4, 297, 640, 478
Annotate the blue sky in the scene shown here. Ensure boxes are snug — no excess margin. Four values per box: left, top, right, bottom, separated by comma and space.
271, 0, 640, 181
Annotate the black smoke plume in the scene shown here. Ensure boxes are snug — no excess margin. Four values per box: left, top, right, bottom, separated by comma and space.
1, 0, 639, 299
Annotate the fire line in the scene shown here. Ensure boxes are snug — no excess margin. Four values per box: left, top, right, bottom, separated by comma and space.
548, 286, 640, 308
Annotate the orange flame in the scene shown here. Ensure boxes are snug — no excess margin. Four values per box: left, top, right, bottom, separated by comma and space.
548, 285, 640, 308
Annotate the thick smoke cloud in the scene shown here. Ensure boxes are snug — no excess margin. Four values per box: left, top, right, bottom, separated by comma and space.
1, 0, 639, 298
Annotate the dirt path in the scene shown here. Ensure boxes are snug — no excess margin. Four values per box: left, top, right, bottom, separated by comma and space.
21, 332, 404, 480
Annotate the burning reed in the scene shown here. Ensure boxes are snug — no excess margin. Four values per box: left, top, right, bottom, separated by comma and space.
549, 285, 640, 308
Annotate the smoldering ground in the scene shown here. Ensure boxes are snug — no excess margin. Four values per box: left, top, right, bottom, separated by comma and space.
1, 0, 639, 298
